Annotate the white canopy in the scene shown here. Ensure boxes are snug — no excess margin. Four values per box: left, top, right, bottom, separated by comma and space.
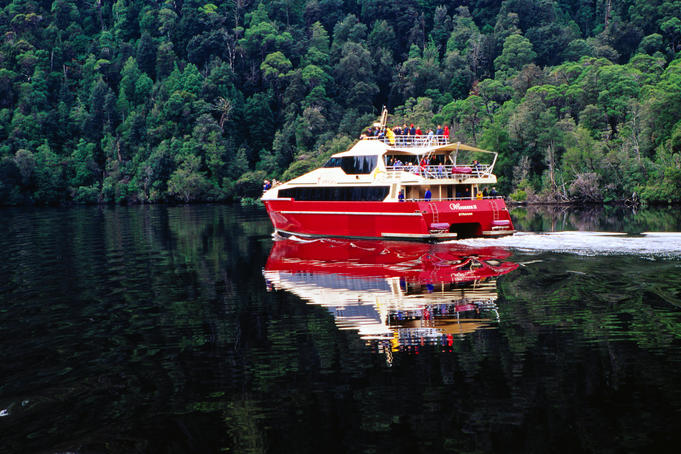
331, 139, 496, 158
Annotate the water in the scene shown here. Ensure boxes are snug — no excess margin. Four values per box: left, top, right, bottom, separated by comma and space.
1, 204, 681, 453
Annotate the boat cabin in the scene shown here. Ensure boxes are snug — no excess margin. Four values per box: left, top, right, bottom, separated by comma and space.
266, 133, 500, 204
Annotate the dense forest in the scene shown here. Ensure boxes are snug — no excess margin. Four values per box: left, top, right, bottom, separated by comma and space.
0, 0, 680, 205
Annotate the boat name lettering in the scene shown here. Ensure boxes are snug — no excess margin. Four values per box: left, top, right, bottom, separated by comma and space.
449, 203, 477, 210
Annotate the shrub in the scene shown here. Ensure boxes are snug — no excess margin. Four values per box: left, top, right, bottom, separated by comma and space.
235, 170, 267, 199
569, 173, 603, 202
73, 184, 100, 204
509, 189, 527, 202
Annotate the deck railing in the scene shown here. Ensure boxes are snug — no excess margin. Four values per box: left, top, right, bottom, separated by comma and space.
385, 164, 492, 179
402, 196, 501, 202
363, 134, 449, 147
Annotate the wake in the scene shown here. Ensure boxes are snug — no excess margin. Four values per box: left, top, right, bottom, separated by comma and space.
456, 231, 681, 257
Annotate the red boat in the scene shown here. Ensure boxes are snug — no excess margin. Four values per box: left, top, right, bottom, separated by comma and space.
262, 112, 515, 241
264, 238, 519, 351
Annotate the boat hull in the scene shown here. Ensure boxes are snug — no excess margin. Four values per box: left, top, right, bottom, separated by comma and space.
263, 199, 515, 241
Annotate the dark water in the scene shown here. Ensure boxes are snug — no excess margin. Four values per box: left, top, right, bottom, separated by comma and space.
1, 205, 681, 453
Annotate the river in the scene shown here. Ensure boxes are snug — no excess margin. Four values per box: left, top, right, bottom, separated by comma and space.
1, 204, 680, 453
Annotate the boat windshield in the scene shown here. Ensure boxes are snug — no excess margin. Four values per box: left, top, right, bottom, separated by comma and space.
323, 156, 377, 174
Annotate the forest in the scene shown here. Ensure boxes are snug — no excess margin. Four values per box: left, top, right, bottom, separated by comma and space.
0, 0, 680, 206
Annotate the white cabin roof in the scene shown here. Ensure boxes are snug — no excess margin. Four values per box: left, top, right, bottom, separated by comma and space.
332, 139, 388, 157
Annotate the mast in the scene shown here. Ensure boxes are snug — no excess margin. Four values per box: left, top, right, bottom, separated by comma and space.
378, 106, 388, 130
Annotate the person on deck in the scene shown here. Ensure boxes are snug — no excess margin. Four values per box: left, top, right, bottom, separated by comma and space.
443, 125, 450, 143
398, 189, 405, 202
472, 160, 481, 176
424, 188, 432, 201
386, 127, 395, 145
490, 187, 498, 198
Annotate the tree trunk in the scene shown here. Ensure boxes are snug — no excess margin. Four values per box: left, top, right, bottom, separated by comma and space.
604, 0, 612, 30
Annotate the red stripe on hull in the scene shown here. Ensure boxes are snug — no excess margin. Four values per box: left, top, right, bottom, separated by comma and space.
263, 199, 514, 240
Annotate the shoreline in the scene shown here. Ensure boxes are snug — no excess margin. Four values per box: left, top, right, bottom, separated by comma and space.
1, 197, 679, 209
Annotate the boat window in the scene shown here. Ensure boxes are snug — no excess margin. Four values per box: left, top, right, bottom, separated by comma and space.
323, 156, 377, 174
278, 186, 389, 201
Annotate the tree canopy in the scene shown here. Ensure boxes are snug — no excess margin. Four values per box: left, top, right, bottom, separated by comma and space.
0, 0, 680, 205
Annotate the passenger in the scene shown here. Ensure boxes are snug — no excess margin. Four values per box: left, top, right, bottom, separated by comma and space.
386, 127, 395, 145
424, 188, 432, 201
437, 162, 444, 178
436, 124, 443, 144
398, 189, 405, 202
427, 129, 434, 144
476, 191, 483, 200
490, 187, 498, 198
443, 125, 450, 143
483, 187, 488, 198
472, 160, 481, 176
263, 179, 271, 191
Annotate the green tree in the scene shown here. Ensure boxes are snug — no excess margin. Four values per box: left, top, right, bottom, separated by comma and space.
70, 139, 98, 187
167, 154, 213, 202
494, 33, 537, 80
334, 41, 377, 111
136, 32, 156, 78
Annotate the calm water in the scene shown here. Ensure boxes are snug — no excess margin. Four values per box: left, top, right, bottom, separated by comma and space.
1, 204, 681, 453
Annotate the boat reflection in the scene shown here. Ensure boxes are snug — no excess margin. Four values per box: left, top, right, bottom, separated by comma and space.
264, 237, 519, 357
